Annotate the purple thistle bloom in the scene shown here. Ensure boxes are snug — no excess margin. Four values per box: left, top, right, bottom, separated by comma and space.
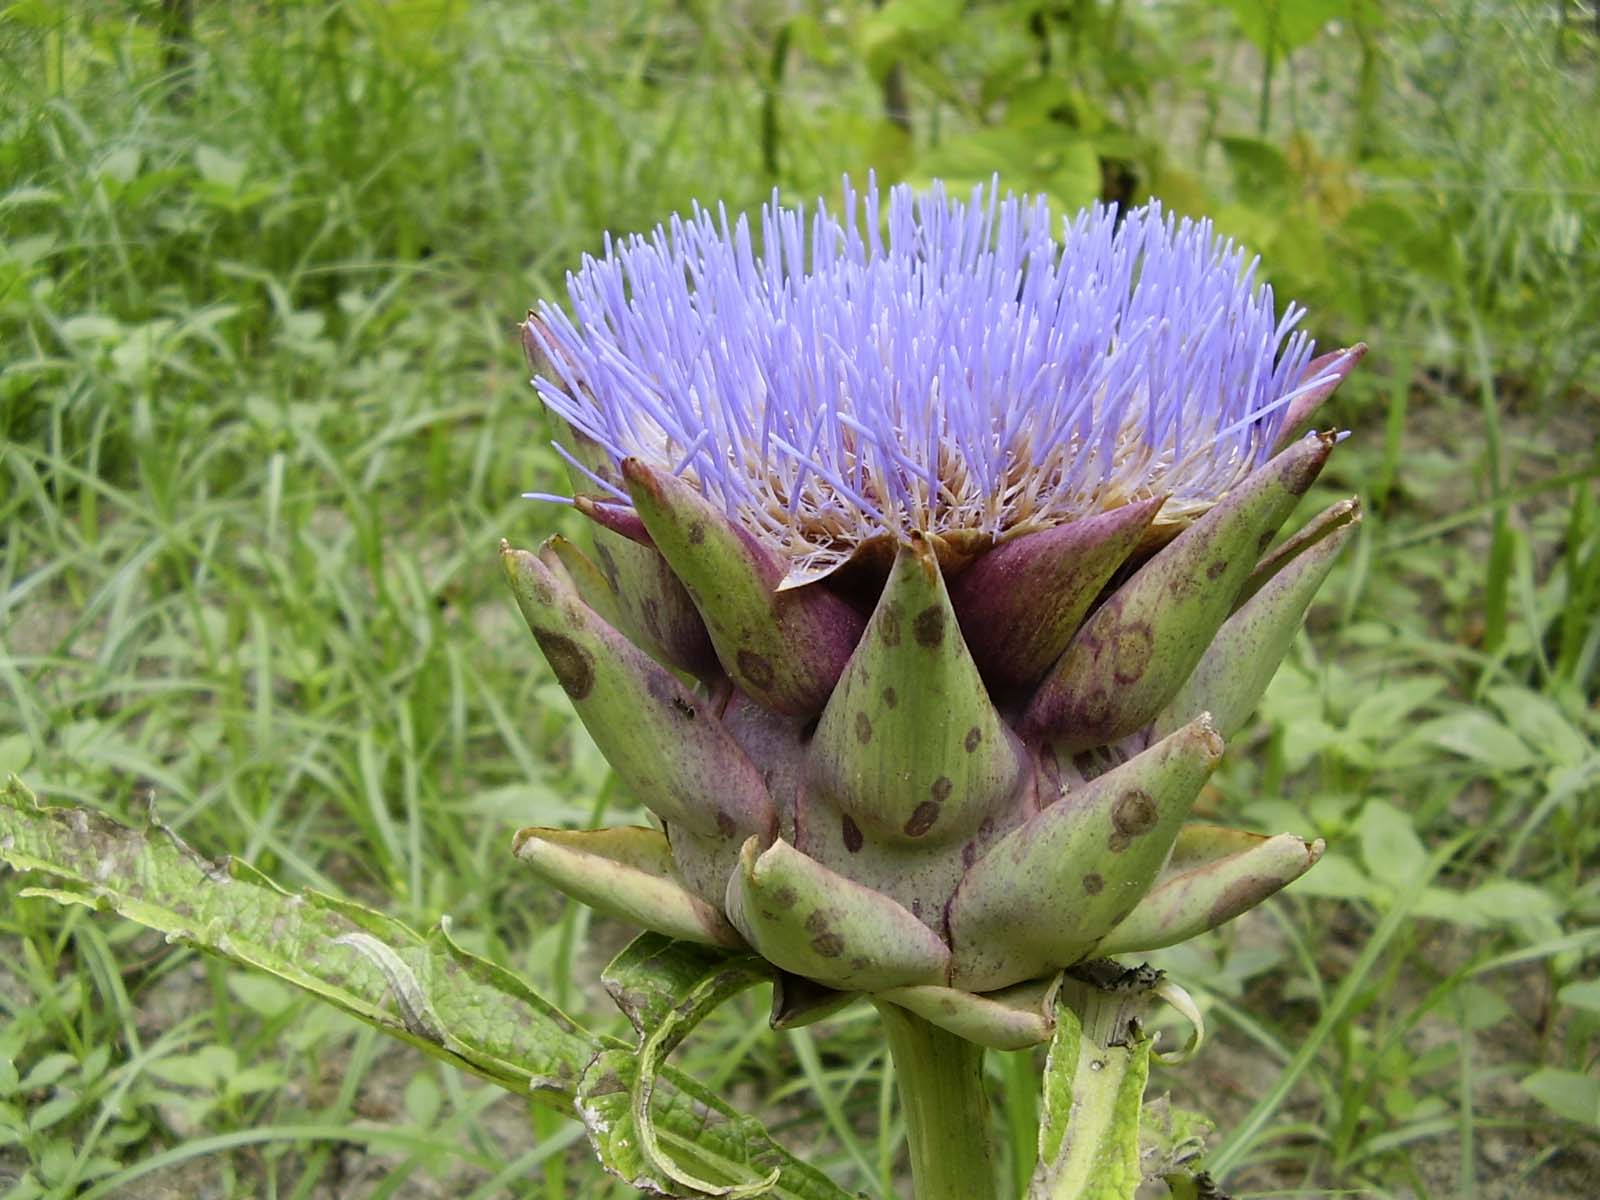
504, 175, 1364, 1023
526, 177, 1339, 587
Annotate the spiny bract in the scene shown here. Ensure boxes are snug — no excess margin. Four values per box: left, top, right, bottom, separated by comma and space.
504, 178, 1364, 1049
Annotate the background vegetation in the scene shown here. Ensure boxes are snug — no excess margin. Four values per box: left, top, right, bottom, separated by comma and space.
1, 0, 1597, 1195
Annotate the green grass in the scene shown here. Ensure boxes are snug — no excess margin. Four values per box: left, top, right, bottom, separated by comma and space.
2, 1, 1598, 1196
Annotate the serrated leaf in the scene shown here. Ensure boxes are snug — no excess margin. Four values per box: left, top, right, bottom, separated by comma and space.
0, 780, 840, 1198
602, 933, 747, 1035
0, 779, 591, 1098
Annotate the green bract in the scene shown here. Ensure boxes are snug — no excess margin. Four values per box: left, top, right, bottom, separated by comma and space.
505, 181, 1364, 1050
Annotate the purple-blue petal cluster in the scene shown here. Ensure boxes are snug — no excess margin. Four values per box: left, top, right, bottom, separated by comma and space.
527, 178, 1333, 584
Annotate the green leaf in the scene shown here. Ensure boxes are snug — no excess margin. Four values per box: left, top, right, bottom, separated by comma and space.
0, 779, 592, 1098
1486, 686, 1592, 767
579, 1049, 849, 1200
1522, 1068, 1600, 1127
1217, 0, 1344, 54
596, 935, 792, 1197
0, 780, 848, 1199
194, 144, 247, 190
1403, 710, 1538, 772
1285, 850, 1374, 901
1558, 980, 1600, 1014
1357, 799, 1426, 884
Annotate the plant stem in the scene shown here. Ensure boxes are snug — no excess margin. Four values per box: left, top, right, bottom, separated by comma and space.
875, 1001, 1000, 1200
1033, 974, 1153, 1199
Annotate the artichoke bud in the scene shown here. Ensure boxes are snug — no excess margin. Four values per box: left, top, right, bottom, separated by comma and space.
802, 535, 1033, 929
508, 180, 1363, 1043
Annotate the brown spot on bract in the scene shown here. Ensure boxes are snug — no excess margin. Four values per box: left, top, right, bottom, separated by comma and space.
810, 933, 844, 958
643, 597, 662, 635
850, 956, 870, 971
1257, 529, 1276, 553
964, 726, 982, 752
879, 605, 902, 646
1110, 621, 1155, 685
1075, 686, 1112, 727
841, 813, 864, 852
855, 712, 873, 744
804, 910, 829, 934
533, 632, 595, 700
1111, 789, 1159, 838
1207, 877, 1270, 928
738, 649, 775, 690
882, 686, 898, 709
1206, 559, 1229, 580
773, 885, 797, 907
687, 521, 706, 545
715, 810, 736, 837
904, 800, 940, 837
930, 776, 953, 802
913, 605, 945, 647
962, 841, 977, 868
1108, 832, 1131, 853
1083, 873, 1104, 895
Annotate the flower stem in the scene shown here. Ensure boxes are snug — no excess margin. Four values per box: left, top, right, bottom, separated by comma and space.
1033, 966, 1163, 1200
875, 1001, 1001, 1200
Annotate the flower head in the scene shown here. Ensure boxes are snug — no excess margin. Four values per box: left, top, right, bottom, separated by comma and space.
504, 178, 1364, 1043
527, 178, 1339, 586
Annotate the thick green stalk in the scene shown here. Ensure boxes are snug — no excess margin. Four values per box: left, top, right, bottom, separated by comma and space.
875, 1001, 1001, 1200
1033, 967, 1165, 1200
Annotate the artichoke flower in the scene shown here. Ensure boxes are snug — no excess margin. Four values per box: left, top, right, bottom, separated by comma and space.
504, 179, 1363, 1050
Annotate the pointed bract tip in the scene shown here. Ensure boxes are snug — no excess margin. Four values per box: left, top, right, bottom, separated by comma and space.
1307, 837, 1326, 865
737, 834, 764, 875
619, 455, 660, 494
